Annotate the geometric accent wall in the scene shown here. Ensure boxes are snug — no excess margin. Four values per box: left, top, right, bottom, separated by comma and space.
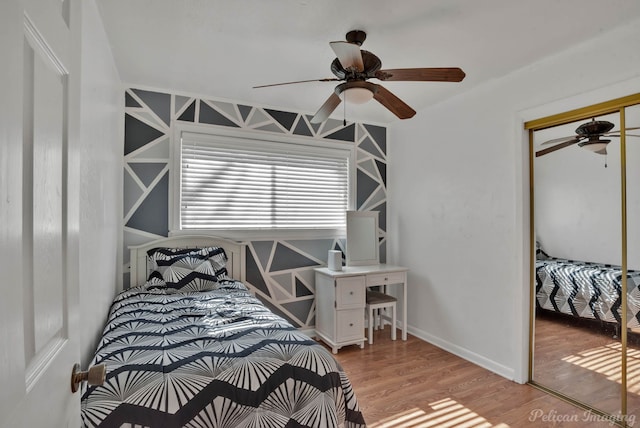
123, 87, 387, 328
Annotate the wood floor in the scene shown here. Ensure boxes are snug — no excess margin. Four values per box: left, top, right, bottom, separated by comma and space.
533, 311, 640, 421
324, 327, 623, 428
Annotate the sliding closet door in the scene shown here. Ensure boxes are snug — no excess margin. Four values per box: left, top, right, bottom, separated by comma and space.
533, 112, 623, 415
529, 95, 640, 425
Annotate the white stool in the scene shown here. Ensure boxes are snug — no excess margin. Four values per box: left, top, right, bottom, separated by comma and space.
365, 290, 397, 345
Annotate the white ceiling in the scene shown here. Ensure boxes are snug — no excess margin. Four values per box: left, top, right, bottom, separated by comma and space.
96, 0, 640, 124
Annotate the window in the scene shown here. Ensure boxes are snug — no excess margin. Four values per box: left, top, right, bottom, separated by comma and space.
176, 130, 353, 233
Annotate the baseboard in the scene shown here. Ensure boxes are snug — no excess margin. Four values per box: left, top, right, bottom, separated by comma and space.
407, 324, 516, 381
301, 324, 516, 382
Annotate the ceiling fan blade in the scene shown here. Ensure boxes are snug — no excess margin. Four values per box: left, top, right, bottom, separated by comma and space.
540, 136, 581, 146
253, 78, 339, 89
535, 139, 581, 157
310, 92, 342, 124
374, 67, 465, 82
373, 84, 416, 120
606, 133, 640, 138
330, 41, 364, 72
603, 126, 640, 135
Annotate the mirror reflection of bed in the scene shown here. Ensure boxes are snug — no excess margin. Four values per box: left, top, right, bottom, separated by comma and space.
532, 104, 640, 419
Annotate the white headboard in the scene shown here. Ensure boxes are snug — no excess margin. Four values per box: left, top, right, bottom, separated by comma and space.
129, 235, 247, 287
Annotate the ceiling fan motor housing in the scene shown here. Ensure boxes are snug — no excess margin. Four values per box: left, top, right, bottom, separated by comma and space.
575, 120, 615, 136
345, 30, 367, 46
335, 81, 378, 98
578, 138, 611, 146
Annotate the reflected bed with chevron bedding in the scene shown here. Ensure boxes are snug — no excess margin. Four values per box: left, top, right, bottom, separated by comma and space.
535, 256, 640, 328
81, 251, 366, 427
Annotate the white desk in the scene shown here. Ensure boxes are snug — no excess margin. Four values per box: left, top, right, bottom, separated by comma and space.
314, 264, 408, 353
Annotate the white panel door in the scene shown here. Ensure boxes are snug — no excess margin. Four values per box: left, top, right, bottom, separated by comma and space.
0, 0, 81, 427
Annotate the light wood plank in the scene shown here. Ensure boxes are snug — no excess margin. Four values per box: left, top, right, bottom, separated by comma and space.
328, 327, 621, 427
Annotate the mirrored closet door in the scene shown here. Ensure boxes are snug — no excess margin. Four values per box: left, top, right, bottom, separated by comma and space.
527, 93, 640, 425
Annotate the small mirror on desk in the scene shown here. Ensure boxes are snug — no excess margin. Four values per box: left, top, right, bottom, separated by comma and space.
345, 210, 379, 266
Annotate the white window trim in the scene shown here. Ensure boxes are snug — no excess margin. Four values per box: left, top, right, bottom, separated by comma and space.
170, 123, 356, 240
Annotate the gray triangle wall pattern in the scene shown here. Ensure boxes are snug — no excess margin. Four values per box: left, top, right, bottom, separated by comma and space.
122, 88, 387, 329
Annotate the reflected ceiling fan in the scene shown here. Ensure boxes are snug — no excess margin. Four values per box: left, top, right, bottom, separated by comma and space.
536, 119, 640, 157
253, 30, 466, 123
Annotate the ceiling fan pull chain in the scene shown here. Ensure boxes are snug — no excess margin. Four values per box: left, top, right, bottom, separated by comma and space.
343, 94, 347, 126
604, 154, 607, 168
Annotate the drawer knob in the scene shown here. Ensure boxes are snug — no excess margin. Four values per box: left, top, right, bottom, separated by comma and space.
349, 323, 354, 327
384, 277, 388, 281
349, 291, 354, 295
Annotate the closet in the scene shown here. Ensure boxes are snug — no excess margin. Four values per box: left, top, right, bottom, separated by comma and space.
527, 93, 640, 426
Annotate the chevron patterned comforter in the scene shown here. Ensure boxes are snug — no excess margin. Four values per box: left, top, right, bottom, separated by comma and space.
81, 279, 366, 427
536, 257, 640, 328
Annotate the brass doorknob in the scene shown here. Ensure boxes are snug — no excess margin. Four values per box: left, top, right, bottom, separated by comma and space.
70, 363, 106, 393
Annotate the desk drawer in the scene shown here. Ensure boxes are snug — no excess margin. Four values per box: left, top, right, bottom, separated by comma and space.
336, 309, 364, 341
336, 277, 365, 309
366, 271, 405, 287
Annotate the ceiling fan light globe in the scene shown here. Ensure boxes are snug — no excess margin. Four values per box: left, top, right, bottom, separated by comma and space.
343, 87, 374, 104
579, 140, 609, 154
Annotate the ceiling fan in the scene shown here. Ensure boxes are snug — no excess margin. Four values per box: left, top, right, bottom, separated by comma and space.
536, 119, 640, 157
253, 30, 466, 123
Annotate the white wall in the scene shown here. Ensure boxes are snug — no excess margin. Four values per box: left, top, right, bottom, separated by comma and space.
78, 0, 122, 367
387, 18, 640, 382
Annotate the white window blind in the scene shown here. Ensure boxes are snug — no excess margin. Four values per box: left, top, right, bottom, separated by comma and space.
180, 133, 350, 230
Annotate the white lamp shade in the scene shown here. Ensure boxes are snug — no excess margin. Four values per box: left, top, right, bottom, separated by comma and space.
343, 87, 374, 104
581, 141, 609, 154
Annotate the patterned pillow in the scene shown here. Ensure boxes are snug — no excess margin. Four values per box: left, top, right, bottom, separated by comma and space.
205, 247, 229, 280
146, 246, 228, 291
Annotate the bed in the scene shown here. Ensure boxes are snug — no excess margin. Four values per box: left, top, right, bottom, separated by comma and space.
535, 251, 640, 329
81, 235, 366, 428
